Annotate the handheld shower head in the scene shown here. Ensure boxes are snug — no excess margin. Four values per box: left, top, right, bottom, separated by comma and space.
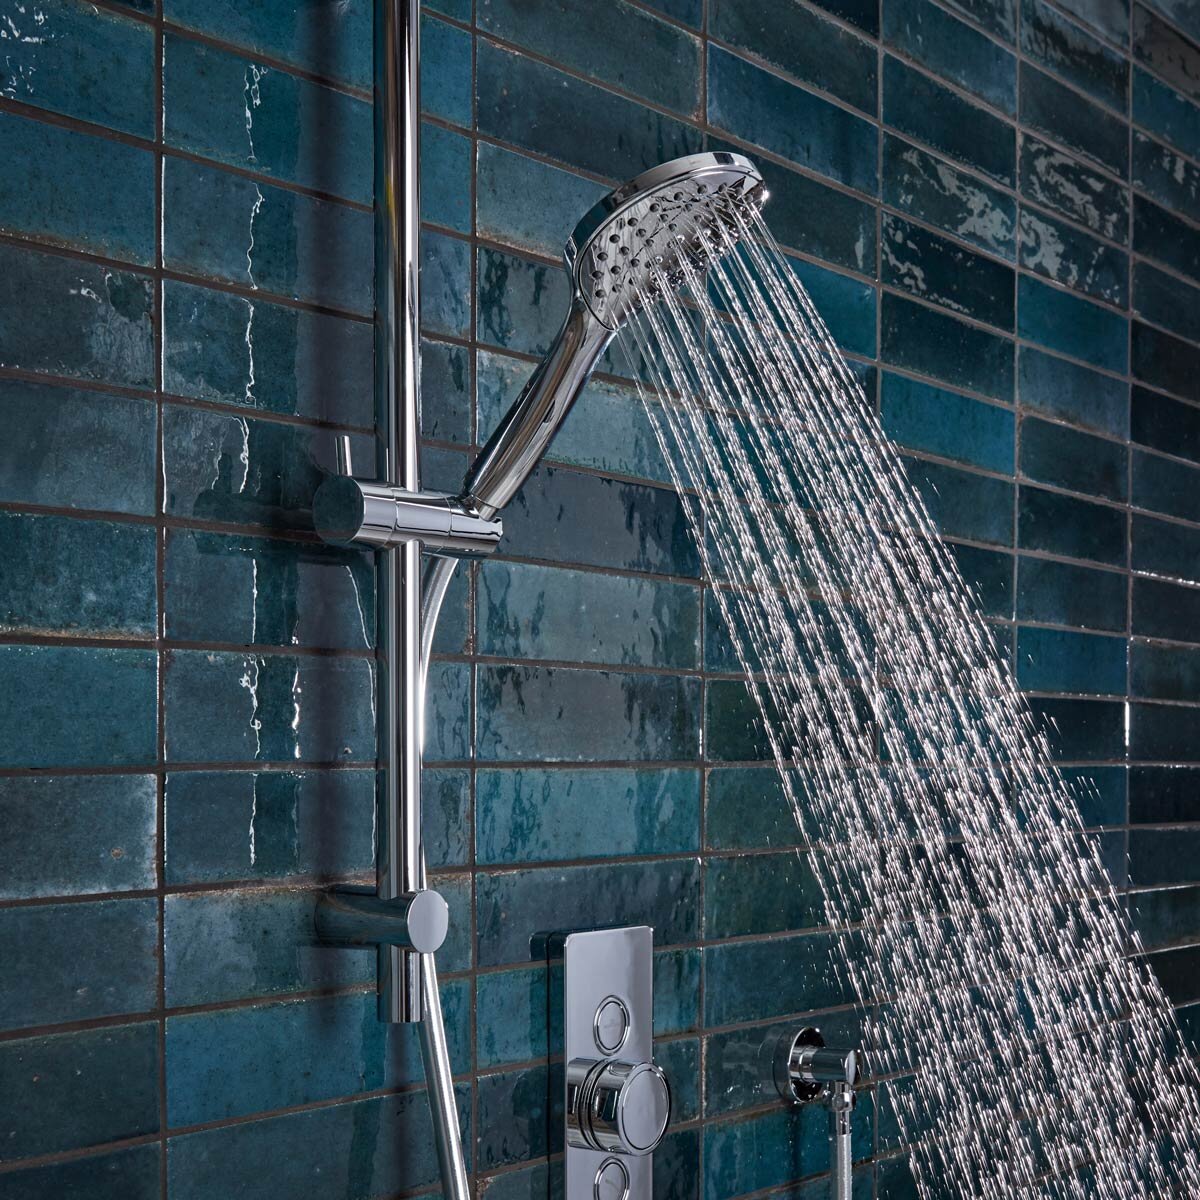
460, 151, 765, 519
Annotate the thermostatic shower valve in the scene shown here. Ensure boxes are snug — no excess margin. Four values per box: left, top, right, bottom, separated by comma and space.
563, 926, 670, 1200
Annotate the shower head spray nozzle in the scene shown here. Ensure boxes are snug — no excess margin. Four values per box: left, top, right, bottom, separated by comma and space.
460, 151, 765, 520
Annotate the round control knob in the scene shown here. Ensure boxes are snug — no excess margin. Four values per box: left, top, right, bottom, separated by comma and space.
567, 1058, 671, 1156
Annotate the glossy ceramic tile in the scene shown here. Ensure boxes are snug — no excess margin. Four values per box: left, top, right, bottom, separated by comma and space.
1029, 695, 1126, 760
1020, 62, 1128, 177
1133, 321, 1200, 403
908, 457, 1015, 545
0, 1145, 161, 1200
953, 542, 1016, 617
1133, 511, 1200, 584
1019, 485, 1126, 566
705, 851, 825, 937
1017, 346, 1129, 438
1133, 261, 1200, 346
1133, 3, 1200, 103
1131, 385, 1200, 463
1017, 275, 1128, 374
1017, 555, 1128, 631
1020, 416, 1127, 501
942, 0, 1018, 40
1132, 447, 1200, 522
1130, 764, 1200, 822
1130, 700, 1200, 762
1018, 208, 1128, 306
881, 373, 1014, 472
1136, 193, 1200, 286
1134, 131, 1200, 223
1134, 66, 1200, 160
1133, 576, 1200, 641
1020, 0, 1128, 111
1132, 639, 1200, 702
1016, 626, 1127, 694
1018, 135, 1129, 243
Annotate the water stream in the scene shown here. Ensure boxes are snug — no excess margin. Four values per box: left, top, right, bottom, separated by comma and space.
620, 209, 1200, 1197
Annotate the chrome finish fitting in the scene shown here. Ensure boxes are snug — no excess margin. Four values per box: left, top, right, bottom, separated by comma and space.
566, 1058, 671, 1157
315, 888, 449, 952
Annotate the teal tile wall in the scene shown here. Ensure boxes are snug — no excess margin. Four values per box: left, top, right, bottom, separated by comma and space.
1, 0, 1199, 1197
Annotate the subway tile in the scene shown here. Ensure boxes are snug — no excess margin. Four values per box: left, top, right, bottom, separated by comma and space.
1018, 207, 1128, 306
476, 1063, 552, 1169
162, 279, 373, 424
952, 542, 1016, 617
1133, 194, 1200, 282
1132, 447, 1200, 522
655, 947, 703, 1034
941, 0, 1017, 40
708, 45, 878, 194
0, 644, 156, 768
907, 456, 1016, 545
1133, 3, 1200, 103
476, 40, 702, 183
422, 337, 472, 445
163, 0, 371, 89
705, 850, 825, 937
1055, 0, 1130, 43
1133, 130, 1200, 220
0, 0, 154, 135
658, 1038, 701, 1123
1018, 485, 1126, 566
1131, 385, 1200, 463
478, 560, 699, 668
1133, 261, 1200, 346
810, 0, 880, 32
1017, 275, 1128, 374
1020, 63, 1129, 178
881, 372, 1015, 472
1019, 135, 1129, 243
421, 13, 473, 128
498, 465, 701, 577
1131, 884, 1200, 948
1060, 764, 1127, 825
1021, 0, 1128, 111
0, 111, 154, 265
163, 528, 373, 650
476, 858, 701, 966
423, 121, 472, 234
1132, 640, 1200, 700
641, 0, 703, 24
0, 243, 153, 387
882, 214, 1015, 329
166, 981, 470, 1126
163, 157, 373, 314
1130, 700, 1200, 760
167, 1086, 470, 1200
163, 34, 371, 204
478, 246, 572, 358
1130, 764, 1200, 821
1018, 347, 1128, 437
480, 0, 701, 115
0, 511, 155, 638
477, 664, 701, 761
1017, 555, 1127, 631
882, 136, 1016, 260
1134, 66, 1200, 159
0, 1024, 158, 1159
0, 897, 157, 1032
1131, 829, 1200, 882
788, 258, 877, 356
1015, 625, 1127, 694
0, 1146, 161, 1200
886, 55, 1015, 190
1133, 575, 1200, 640
0, 774, 156, 900
1020, 416, 1128, 501
1133, 321, 1200, 404
1029, 696, 1127, 759
706, 767, 805, 850
476, 766, 700, 864
884, 0, 1016, 113
1148, 0, 1200, 42
712, 0, 878, 115
881, 292, 1015, 402
1133, 511, 1200, 583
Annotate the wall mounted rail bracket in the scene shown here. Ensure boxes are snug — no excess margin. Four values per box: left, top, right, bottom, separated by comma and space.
562, 926, 671, 1200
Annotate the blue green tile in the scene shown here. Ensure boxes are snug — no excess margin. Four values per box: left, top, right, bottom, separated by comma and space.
787, 258, 876, 355
1018, 346, 1128, 437
1016, 626, 1127, 694
1134, 131, 1200, 223
1132, 447, 1200, 522
164, 34, 371, 203
0, 111, 154, 264
884, 55, 1015, 186
705, 767, 804, 850
422, 121, 472, 234
477, 664, 700, 762
0, 644, 156, 768
476, 767, 700, 864
0, 0, 154, 135
422, 230, 472, 338
885, 0, 1016, 113
882, 372, 1015, 472
163, 156, 373, 314
476, 1063, 552, 1169
167, 981, 470, 1125
1132, 640, 1200, 701
882, 214, 1015, 329
1134, 831, 1200, 880
908, 457, 1015, 544
1021, 0, 1128, 111
642, 0, 703, 23
480, 0, 700, 114
1134, 3, 1200, 103
1130, 700, 1200, 761
1017, 275, 1128, 374
0, 1146, 160, 1200
1055, 0, 1130, 43
1133, 321, 1200, 404
1133, 511, 1200, 584
942, 0, 1017, 40
0, 243, 153, 387
421, 13, 473, 127
1019, 135, 1129, 243
0, 512, 155, 638
476, 858, 701, 966
712, 0, 877, 115
882, 136, 1016, 260
1060, 764, 1127, 825
476, 40, 702, 183
1019, 485, 1126, 566
655, 947, 702, 1034
1134, 261, 1200, 345
953, 542, 1015, 617
475, 966, 553, 1067
1020, 416, 1127, 501
0, 898, 157, 1032
1030, 696, 1126, 759
167, 1086, 470, 1200
1132, 885, 1200, 949
163, 0, 370, 89
1148, 0, 1200, 42
1134, 66, 1200, 160
881, 292, 1015, 401
1134, 576, 1200, 640
1134, 194, 1200, 282
1017, 556, 1127, 631
1130, 765, 1200, 822
1021, 62, 1128, 177
1019, 208, 1128, 306
1132, 384, 1200, 463
708, 45, 878, 194
162, 279, 372, 424
705, 851, 824, 937
0, 1024, 158, 1159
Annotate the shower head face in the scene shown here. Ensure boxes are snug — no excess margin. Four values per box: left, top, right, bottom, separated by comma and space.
566, 151, 766, 331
